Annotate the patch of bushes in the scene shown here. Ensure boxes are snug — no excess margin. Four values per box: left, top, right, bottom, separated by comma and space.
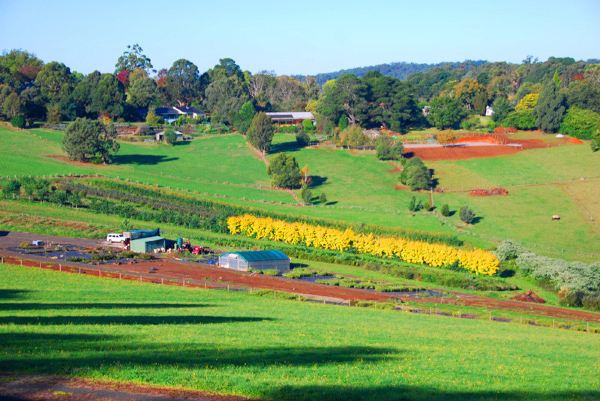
559, 106, 600, 140
496, 240, 600, 310
501, 110, 537, 130
10, 115, 26, 128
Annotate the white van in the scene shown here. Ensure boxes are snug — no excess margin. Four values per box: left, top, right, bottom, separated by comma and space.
106, 233, 125, 243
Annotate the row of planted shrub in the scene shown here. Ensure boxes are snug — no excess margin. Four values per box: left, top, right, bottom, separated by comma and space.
228, 214, 500, 275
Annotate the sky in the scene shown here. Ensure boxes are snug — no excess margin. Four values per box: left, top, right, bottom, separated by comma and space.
1, 0, 599, 75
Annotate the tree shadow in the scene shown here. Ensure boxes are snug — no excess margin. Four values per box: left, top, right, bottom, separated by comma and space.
325, 201, 338, 206
0, 315, 270, 325
0, 290, 31, 300
264, 384, 600, 401
309, 176, 328, 188
470, 216, 484, 225
111, 154, 179, 165
0, 302, 210, 311
0, 331, 398, 373
290, 262, 308, 269
270, 140, 303, 153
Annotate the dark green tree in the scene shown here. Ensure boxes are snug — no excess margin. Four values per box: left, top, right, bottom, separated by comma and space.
566, 80, 600, 114
2, 179, 21, 199
316, 74, 368, 126
295, 131, 310, 147
233, 100, 256, 133
459, 206, 476, 224
427, 96, 466, 129
400, 157, 431, 191
591, 128, 600, 152
300, 186, 313, 205
440, 203, 450, 217
88, 74, 125, 118
166, 59, 202, 106
267, 153, 302, 189
319, 192, 327, 204
63, 118, 119, 163
35, 62, 74, 121
127, 73, 158, 108
205, 76, 247, 125
247, 112, 274, 153
534, 79, 567, 132
491, 97, 513, 122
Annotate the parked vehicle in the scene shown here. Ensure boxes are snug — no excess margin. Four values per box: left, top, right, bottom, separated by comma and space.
106, 233, 126, 243
31, 240, 44, 247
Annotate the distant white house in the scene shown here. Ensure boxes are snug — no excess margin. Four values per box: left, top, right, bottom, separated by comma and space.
265, 111, 315, 124
485, 105, 494, 117
422, 106, 431, 117
155, 106, 205, 123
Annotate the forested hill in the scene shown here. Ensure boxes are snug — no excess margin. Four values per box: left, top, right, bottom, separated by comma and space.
296, 60, 489, 84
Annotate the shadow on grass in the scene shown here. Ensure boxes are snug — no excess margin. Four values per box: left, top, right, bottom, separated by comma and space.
0, 315, 270, 325
0, 302, 210, 311
0, 290, 31, 300
264, 385, 600, 401
111, 154, 179, 165
270, 140, 304, 154
0, 332, 397, 373
309, 175, 328, 188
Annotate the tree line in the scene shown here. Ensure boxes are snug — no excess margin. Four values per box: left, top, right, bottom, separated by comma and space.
1, 47, 598, 149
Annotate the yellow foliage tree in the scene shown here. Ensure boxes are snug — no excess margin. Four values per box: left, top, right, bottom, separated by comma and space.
516, 93, 540, 111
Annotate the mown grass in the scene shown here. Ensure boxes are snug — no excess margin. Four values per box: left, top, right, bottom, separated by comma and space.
1, 127, 599, 261
0, 264, 599, 401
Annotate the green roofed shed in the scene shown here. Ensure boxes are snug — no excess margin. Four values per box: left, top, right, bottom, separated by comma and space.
218, 250, 290, 272
130, 236, 165, 253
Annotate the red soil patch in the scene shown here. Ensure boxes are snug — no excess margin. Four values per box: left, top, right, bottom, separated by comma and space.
0, 374, 252, 401
394, 184, 408, 190
512, 290, 546, 304
469, 187, 509, 197
409, 145, 522, 161
388, 166, 402, 173
5, 251, 600, 323
566, 136, 585, 144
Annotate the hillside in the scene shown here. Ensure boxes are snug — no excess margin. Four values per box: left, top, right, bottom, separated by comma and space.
295, 60, 489, 84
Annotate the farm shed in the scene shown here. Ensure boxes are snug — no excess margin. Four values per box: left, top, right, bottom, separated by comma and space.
130, 236, 165, 253
218, 250, 290, 272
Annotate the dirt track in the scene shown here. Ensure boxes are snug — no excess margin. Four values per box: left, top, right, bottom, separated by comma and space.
2, 231, 600, 323
0, 374, 252, 401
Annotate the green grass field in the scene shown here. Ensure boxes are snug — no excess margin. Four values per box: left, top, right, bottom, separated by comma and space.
1, 264, 599, 401
1, 126, 599, 261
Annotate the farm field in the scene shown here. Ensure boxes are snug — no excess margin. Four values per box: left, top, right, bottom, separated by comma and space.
1, 126, 600, 261
1, 264, 600, 401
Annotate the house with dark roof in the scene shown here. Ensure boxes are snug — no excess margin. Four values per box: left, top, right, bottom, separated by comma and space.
155, 106, 205, 123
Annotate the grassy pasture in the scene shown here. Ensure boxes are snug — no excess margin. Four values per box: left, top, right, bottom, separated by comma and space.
1, 265, 599, 401
1, 127, 599, 260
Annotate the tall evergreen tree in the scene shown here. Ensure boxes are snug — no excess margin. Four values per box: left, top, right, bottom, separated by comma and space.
534, 79, 567, 132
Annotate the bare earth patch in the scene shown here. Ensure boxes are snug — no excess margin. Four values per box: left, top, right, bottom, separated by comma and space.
0, 374, 253, 401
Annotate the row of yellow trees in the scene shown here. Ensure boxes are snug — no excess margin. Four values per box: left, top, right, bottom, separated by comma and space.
227, 214, 499, 275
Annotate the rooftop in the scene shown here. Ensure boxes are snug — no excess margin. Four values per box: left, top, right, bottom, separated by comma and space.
223, 250, 290, 262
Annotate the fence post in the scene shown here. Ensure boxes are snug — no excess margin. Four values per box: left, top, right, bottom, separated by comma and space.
59, 264, 62, 272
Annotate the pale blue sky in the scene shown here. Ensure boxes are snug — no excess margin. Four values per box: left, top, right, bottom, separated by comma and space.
1, 0, 599, 75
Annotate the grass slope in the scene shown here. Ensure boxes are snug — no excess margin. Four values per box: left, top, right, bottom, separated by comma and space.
1, 127, 599, 260
1, 265, 599, 401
